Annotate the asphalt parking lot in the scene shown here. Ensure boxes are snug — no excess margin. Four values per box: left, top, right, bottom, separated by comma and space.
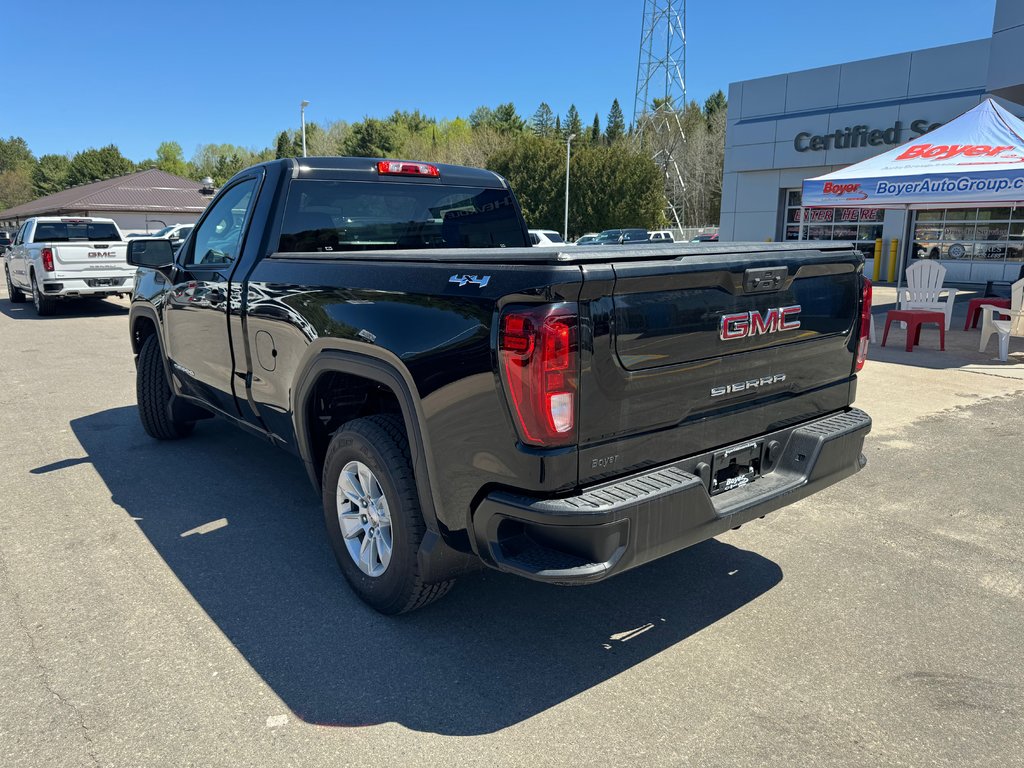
1, 287, 1022, 767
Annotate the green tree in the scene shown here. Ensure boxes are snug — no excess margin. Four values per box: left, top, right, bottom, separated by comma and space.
488, 135, 664, 237
530, 103, 556, 137
32, 154, 71, 196
389, 110, 434, 134
564, 105, 583, 138
0, 170, 34, 210
487, 135, 565, 229
606, 99, 626, 143
703, 89, 727, 122
0, 137, 35, 174
469, 106, 494, 130
491, 103, 525, 135
66, 145, 134, 186
274, 130, 295, 159
155, 141, 189, 177
343, 118, 399, 157
589, 113, 601, 144
189, 144, 268, 186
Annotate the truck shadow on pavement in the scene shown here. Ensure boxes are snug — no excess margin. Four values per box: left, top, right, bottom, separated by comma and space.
0, 298, 129, 320
68, 406, 783, 736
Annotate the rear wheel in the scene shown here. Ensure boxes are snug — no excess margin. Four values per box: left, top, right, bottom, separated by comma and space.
136, 334, 195, 439
4, 265, 26, 303
322, 414, 453, 614
30, 272, 56, 316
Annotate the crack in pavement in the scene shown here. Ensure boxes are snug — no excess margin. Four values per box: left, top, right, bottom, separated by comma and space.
0, 545, 101, 768
960, 368, 1024, 382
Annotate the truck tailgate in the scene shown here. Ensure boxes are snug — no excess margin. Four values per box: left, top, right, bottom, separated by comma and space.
578, 247, 863, 484
52, 242, 129, 270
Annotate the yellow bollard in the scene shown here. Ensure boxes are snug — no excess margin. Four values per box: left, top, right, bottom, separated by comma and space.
887, 238, 899, 283
872, 238, 883, 282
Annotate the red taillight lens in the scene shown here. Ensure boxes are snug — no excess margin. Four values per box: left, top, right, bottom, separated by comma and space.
856, 277, 872, 372
376, 160, 440, 177
499, 306, 578, 446
41, 248, 54, 272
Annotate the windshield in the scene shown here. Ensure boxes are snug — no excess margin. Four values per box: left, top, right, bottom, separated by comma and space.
541, 232, 565, 243
33, 221, 121, 242
278, 180, 529, 252
595, 231, 621, 243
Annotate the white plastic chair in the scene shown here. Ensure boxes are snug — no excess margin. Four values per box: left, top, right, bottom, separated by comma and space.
899, 261, 958, 330
979, 278, 1024, 361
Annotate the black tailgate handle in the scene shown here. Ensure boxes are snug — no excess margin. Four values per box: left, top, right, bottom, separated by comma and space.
743, 266, 787, 294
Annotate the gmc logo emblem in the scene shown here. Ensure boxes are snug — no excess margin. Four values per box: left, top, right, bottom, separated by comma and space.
720, 305, 802, 341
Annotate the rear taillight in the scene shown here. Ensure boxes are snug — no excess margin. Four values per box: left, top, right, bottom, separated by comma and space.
376, 160, 440, 177
40, 248, 54, 272
499, 305, 578, 447
856, 277, 872, 372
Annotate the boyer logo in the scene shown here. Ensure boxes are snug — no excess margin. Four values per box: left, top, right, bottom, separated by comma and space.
821, 181, 867, 199
895, 143, 1020, 162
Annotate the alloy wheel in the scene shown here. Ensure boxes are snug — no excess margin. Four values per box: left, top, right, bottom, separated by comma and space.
336, 460, 393, 577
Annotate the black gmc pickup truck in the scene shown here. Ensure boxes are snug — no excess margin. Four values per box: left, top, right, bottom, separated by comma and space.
126, 157, 872, 614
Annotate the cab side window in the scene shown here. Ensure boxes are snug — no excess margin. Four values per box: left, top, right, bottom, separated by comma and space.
187, 179, 257, 267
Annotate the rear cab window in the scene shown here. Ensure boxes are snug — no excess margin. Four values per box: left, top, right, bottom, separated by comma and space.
32, 220, 121, 243
277, 180, 529, 252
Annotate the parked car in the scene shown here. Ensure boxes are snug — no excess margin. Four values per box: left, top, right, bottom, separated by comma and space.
0, 236, 12, 253
620, 228, 650, 243
593, 228, 649, 245
3, 216, 134, 315
126, 155, 872, 614
593, 229, 624, 244
574, 233, 599, 246
151, 223, 194, 247
528, 229, 568, 247
691, 232, 720, 243
648, 230, 675, 243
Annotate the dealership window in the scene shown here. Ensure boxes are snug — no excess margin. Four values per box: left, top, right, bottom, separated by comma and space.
782, 189, 883, 253
912, 206, 1024, 262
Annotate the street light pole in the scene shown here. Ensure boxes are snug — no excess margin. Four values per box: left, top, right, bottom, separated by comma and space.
564, 133, 576, 242
300, 100, 310, 157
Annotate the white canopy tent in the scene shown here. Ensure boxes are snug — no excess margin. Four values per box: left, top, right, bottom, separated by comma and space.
801, 98, 1024, 290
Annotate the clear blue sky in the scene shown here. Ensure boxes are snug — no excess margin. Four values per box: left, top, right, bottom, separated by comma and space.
4, 0, 997, 163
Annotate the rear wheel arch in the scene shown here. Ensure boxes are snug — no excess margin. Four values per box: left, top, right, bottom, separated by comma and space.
293, 350, 441, 534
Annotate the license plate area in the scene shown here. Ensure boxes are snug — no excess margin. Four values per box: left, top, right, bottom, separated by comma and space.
710, 440, 762, 495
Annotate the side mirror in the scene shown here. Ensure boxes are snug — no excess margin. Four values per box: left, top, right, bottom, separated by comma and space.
127, 238, 174, 270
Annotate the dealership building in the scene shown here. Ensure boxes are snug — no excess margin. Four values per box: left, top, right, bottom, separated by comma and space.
720, 0, 1024, 284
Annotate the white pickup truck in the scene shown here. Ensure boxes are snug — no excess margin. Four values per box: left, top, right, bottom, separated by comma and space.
3, 216, 135, 315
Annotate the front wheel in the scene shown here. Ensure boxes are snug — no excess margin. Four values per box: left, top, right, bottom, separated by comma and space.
5, 266, 26, 303
30, 272, 56, 316
322, 415, 453, 614
136, 334, 195, 439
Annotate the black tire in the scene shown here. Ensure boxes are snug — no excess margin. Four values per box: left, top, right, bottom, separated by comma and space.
322, 414, 453, 614
5, 265, 26, 303
30, 271, 56, 316
136, 334, 195, 440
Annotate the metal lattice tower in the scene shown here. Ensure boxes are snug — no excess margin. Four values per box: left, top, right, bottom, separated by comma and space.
633, 0, 687, 230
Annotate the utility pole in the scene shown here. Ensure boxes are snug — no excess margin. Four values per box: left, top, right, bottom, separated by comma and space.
564, 133, 576, 241
301, 100, 310, 157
